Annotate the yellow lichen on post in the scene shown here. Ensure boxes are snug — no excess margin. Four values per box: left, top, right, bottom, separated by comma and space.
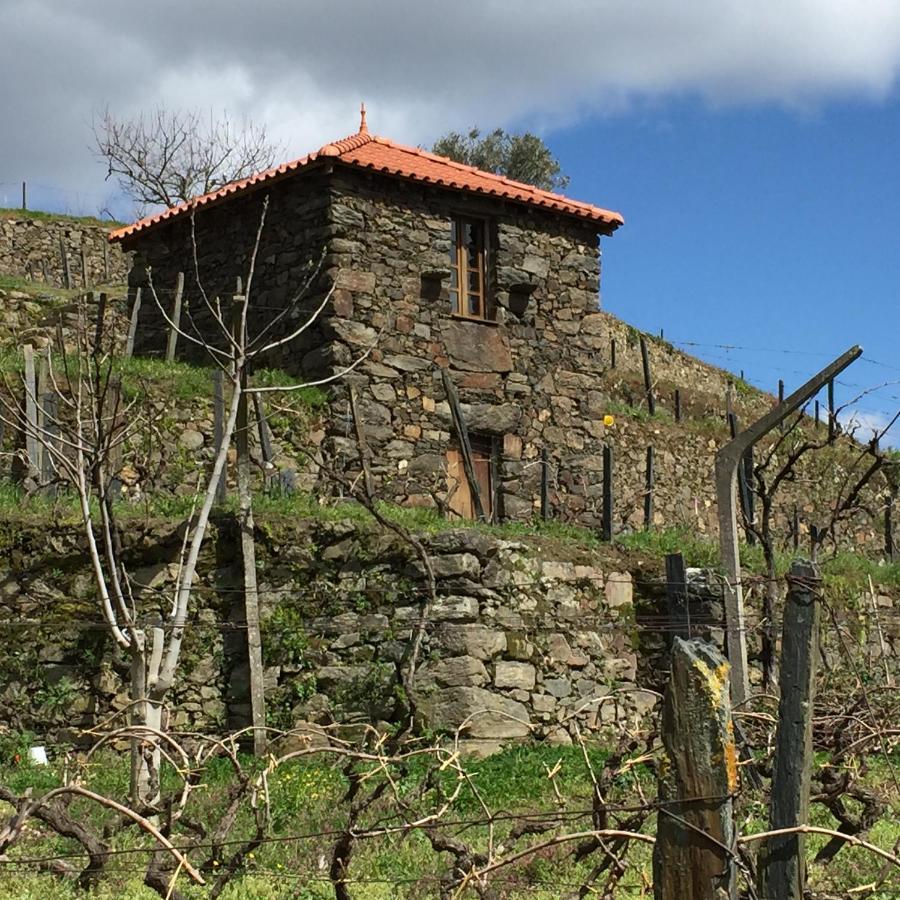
653, 637, 737, 900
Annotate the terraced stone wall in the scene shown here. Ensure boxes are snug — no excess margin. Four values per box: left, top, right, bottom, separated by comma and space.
0, 216, 130, 287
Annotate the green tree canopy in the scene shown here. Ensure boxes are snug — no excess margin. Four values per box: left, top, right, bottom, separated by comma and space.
431, 128, 570, 193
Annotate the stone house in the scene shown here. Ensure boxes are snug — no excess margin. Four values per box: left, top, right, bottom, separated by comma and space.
110, 111, 623, 524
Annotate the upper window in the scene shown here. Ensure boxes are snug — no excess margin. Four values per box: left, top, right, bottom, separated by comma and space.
449, 217, 489, 320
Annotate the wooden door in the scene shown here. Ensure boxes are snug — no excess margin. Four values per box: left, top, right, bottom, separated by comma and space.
446, 445, 492, 521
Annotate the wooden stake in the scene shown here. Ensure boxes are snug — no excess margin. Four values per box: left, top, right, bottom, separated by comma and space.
125, 287, 142, 359
758, 559, 821, 900
540, 446, 549, 521
212, 370, 227, 505
828, 379, 835, 440
81, 247, 89, 289
23, 344, 39, 477
59, 238, 71, 289
639, 334, 655, 415
93, 292, 107, 354
653, 638, 737, 900
601, 444, 613, 542
664, 552, 689, 642
643, 445, 654, 530
610, 337, 616, 369
165, 271, 185, 363
674, 389, 681, 422
885, 491, 895, 562
232, 295, 266, 756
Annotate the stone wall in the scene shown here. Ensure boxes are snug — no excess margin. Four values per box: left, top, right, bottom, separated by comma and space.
0, 215, 130, 287
126, 173, 332, 363
2, 517, 898, 754
0, 519, 656, 752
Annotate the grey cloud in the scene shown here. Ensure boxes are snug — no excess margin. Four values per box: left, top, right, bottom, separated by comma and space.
2, 0, 900, 216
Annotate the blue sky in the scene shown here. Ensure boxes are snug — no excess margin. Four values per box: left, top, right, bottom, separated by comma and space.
1, 0, 898, 440
554, 97, 900, 439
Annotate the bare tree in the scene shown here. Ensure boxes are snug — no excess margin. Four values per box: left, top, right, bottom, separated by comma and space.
0, 196, 373, 805
94, 107, 282, 210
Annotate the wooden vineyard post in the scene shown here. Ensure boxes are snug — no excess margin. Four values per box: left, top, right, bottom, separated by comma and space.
540, 446, 549, 520
81, 247, 89, 289
886, 491, 895, 562
664, 552, 690, 642
674, 388, 681, 422
653, 638, 737, 900
639, 334, 655, 415
828, 379, 835, 440
93, 292, 108, 354
165, 271, 185, 363
778, 379, 785, 430
601, 444, 613, 542
643, 445, 655, 530
232, 295, 266, 756
610, 337, 616, 369
23, 344, 40, 477
758, 560, 821, 900
124, 287, 142, 358
59, 237, 71, 289
212, 370, 227, 505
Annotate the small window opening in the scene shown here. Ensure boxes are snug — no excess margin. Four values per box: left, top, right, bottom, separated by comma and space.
449, 217, 490, 320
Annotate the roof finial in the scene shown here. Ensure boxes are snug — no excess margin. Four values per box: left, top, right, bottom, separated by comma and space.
359, 102, 368, 134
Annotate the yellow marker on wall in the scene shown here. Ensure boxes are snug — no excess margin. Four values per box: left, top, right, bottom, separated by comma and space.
603, 414, 615, 427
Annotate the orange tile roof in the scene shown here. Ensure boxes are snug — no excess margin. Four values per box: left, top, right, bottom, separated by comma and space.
109, 127, 623, 243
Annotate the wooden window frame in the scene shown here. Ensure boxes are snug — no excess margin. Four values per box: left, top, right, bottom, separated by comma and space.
448, 216, 491, 321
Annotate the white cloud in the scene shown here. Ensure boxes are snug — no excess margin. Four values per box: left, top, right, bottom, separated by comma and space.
3, 0, 900, 216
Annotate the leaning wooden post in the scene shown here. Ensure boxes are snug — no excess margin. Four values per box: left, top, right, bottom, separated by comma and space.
653, 638, 737, 900
758, 559, 821, 900
639, 334, 655, 415
232, 295, 266, 756
253, 393, 276, 491
165, 271, 185, 363
124, 287, 142, 358
347, 383, 375, 501
440, 367, 487, 522
715, 345, 861, 706
643, 445, 655, 530
601, 444, 613, 542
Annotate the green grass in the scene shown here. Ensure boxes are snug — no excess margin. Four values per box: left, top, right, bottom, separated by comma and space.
0, 207, 122, 227
0, 744, 897, 899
